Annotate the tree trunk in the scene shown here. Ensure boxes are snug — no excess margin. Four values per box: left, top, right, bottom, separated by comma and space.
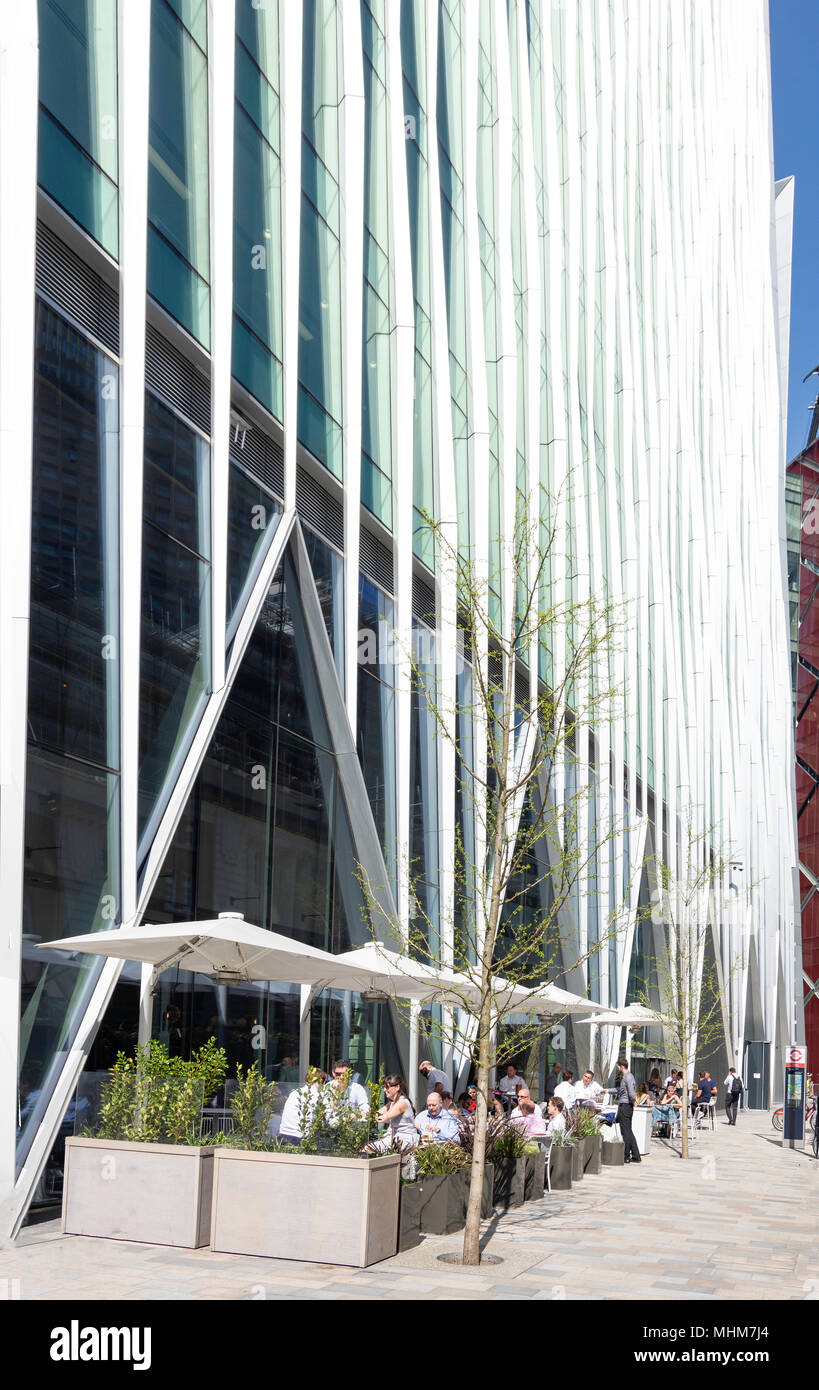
462, 994, 492, 1265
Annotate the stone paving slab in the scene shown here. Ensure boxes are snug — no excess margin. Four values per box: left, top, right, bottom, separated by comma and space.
3, 1120, 819, 1300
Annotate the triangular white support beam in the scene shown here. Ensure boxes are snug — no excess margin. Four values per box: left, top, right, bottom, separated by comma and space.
5, 512, 403, 1238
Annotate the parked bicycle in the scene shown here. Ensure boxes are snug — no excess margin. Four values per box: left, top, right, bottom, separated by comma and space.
771, 1098, 816, 1132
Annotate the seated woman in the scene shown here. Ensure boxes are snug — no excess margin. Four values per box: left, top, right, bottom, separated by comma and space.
635, 1082, 652, 1106
651, 1083, 682, 1131
648, 1068, 662, 1098
363, 1075, 419, 1176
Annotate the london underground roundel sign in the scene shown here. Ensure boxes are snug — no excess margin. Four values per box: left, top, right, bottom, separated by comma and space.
788, 1045, 807, 1068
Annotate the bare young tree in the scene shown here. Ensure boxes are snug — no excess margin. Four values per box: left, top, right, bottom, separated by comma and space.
357, 491, 633, 1265
630, 818, 739, 1160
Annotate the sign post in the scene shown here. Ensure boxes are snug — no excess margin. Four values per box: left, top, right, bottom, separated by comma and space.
784, 1044, 807, 1150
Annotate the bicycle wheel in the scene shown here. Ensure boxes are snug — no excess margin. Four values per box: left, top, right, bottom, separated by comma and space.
772, 1108, 783, 1131
814, 1119, 819, 1159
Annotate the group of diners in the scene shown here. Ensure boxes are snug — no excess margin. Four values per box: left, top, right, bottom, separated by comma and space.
275, 1054, 741, 1161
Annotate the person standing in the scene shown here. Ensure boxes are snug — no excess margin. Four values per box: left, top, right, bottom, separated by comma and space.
544, 1061, 563, 1101
419, 1059, 450, 1095
723, 1067, 743, 1125
615, 1057, 641, 1164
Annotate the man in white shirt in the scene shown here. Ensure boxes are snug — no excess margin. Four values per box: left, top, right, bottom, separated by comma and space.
554, 1070, 577, 1111
327, 1058, 370, 1116
545, 1096, 566, 1134
573, 1070, 604, 1106
419, 1060, 451, 1095
510, 1087, 533, 1118
498, 1064, 526, 1097
723, 1067, 743, 1125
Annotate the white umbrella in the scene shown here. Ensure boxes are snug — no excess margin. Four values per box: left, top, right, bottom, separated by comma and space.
37, 913, 354, 989
575, 1004, 665, 1067
330, 944, 598, 1017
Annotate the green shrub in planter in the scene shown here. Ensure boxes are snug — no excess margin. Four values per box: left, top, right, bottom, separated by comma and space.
87, 1038, 227, 1145
486, 1121, 529, 1210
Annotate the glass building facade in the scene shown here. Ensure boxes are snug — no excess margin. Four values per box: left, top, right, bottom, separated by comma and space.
0, 0, 800, 1231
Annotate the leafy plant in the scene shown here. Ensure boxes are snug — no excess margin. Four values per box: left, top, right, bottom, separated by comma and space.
415, 1139, 468, 1175
567, 1107, 601, 1139
485, 1121, 529, 1164
548, 1127, 573, 1147
91, 1038, 226, 1145
230, 1061, 278, 1149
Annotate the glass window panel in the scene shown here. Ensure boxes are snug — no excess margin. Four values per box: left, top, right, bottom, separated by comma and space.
38, 109, 119, 259
361, 280, 392, 525
233, 104, 282, 366
148, 0, 210, 343
18, 749, 120, 1166
38, 0, 118, 181
231, 316, 283, 421
298, 196, 343, 475
235, 40, 280, 146
356, 669, 396, 885
144, 393, 209, 556
301, 0, 339, 178
236, 0, 279, 89
30, 301, 119, 771
139, 519, 210, 836
303, 527, 344, 680
226, 462, 282, 625
165, 0, 206, 50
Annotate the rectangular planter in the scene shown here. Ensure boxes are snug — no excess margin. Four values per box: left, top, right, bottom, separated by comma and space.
62, 1137, 214, 1249
582, 1135, 603, 1175
416, 1171, 467, 1235
493, 1157, 526, 1209
548, 1145, 572, 1190
398, 1182, 422, 1251
570, 1141, 583, 1181
481, 1163, 495, 1218
524, 1151, 546, 1199
211, 1149, 400, 1267
601, 1139, 625, 1166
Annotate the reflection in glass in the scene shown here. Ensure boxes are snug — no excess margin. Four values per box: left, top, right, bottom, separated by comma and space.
303, 527, 344, 685
37, 0, 119, 256
148, 0, 210, 344
18, 752, 120, 1169
410, 622, 439, 963
29, 301, 119, 771
146, 554, 369, 960
139, 392, 211, 838
232, 43, 283, 419
226, 463, 282, 628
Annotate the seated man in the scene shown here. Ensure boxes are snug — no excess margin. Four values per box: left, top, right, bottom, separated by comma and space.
498, 1064, 526, 1111
544, 1096, 566, 1135
573, 1070, 604, 1107
511, 1098, 548, 1139
326, 1058, 370, 1117
415, 1091, 461, 1144
509, 1086, 533, 1118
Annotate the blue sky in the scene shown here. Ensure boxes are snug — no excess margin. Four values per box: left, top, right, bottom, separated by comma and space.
770, 0, 819, 460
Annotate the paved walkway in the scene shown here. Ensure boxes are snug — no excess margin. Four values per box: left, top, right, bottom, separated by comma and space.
3, 1118, 819, 1300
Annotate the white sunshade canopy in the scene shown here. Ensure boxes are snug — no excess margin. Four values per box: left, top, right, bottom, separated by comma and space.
330, 944, 599, 1017
39, 918, 600, 1018
575, 1005, 665, 1029
37, 914, 357, 988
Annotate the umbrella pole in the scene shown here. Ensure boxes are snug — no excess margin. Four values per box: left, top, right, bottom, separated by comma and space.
138, 965, 159, 1051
